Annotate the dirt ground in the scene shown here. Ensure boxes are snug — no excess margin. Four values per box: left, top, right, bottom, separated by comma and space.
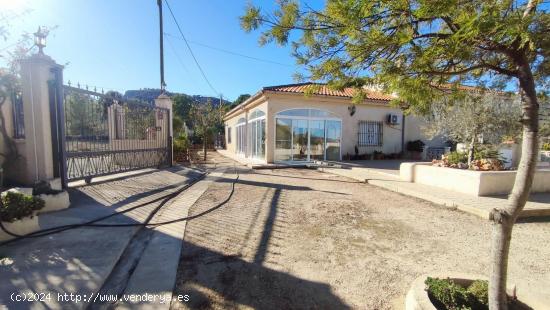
171, 153, 550, 310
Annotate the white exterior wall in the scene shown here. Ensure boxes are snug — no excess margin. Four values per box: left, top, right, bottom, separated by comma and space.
224, 92, 442, 164
224, 99, 268, 161
265, 93, 405, 162
404, 115, 447, 149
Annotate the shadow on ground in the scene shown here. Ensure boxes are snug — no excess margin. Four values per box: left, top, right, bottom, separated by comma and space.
0, 166, 202, 309
0, 164, 347, 309
172, 167, 350, 309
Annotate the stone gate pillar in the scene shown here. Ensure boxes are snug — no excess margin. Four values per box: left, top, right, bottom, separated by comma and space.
19, 53, 62, 184
155, 94, 173, 165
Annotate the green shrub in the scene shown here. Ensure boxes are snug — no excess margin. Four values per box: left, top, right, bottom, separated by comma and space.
474, 146, 501, 161
467, 280, 488, 306
173, 132, 190, 153
425, 277, 488, 310
425, 277, 471, 309
0, 191, 45, 222
542, 143, 550, 151
446, 151, 468, 165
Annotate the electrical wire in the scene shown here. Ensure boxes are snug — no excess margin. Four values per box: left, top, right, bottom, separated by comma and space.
164, 32, 293, 67
165, 35, 200, 90
163, 0, 220, 97
0, 166, 239, 247
0, 173, 206, 244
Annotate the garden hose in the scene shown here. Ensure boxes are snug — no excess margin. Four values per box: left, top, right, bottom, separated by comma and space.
0, 165, 238, 247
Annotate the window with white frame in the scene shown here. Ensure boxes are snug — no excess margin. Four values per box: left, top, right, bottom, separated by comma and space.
358, 121, 383, 146
236, 118, 246, 154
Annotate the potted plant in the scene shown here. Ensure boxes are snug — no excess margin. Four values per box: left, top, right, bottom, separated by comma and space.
407, 140, 425, 160
406, 274, 537, 310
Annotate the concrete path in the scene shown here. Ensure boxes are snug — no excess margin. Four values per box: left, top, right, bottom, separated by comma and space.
339, 159, 425, 176
318, 165, 550, 220
0, 166, 203, 310
112, 168, 229, 310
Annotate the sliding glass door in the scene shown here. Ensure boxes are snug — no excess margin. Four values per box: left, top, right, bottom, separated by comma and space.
325, 120, 341, 161
249, 118, 265, 159
292, 119, 308, 161
274, 109, 341, 162
236, 118, 246, 155
309, 120, 325, 161
248, 110, 266, 159
275, 119, 292, 161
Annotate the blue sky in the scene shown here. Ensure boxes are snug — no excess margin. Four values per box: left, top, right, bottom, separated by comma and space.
1, 0, 306, 101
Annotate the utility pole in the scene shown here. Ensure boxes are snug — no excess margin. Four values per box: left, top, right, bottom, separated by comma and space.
157, 0, 166, 93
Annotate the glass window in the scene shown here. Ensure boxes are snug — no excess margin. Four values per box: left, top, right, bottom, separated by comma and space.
275, 118, 292, 161
358, 121, 383, 146
236, 123, 246, 154
292, 119, 308, 161
259, 119, 265, 157
249, 110, 265, 120
227, 127, 231, 144
309, 120, 325, 161
277, 109, 309, 117
277, 108, 337, 118
274, 109, 341, 162
326, 121, 341, 161
246, 114, 266, 159
309, 109, 333, 118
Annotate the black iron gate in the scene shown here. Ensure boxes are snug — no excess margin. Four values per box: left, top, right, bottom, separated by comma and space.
50, 73, 171, 186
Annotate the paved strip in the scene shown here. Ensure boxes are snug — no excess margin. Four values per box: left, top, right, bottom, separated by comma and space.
113, 168, 230, 310
319, 166, 550, 219
0, 167, 201, 310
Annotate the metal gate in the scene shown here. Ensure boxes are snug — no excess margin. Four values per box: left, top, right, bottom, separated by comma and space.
49, 70, 171, 186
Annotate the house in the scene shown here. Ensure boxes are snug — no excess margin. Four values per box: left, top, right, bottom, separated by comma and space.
223, 82, 442, 164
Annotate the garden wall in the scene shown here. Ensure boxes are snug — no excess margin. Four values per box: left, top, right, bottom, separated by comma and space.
400, 163, 550, 196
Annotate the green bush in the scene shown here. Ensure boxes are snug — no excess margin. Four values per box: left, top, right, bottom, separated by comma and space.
173, 132, 190, 153
425, 277, 488, 310
0, 191, 45, 222
474, 146, 500, 161
542, 143, 550, 151
467, 280, 489, 306
446, 151, 468, 165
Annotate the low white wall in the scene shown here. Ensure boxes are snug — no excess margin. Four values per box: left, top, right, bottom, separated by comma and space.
401, 163, 550, 196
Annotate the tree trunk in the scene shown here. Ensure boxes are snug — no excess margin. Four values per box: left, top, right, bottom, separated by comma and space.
488, 61, 539, 309
467, 135, 476, 166
203, 136, 207, 161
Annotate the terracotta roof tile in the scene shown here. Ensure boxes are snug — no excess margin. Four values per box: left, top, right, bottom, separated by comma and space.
263, 83, 395, 102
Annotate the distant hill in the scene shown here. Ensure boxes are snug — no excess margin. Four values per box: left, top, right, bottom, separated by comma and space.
124, 88, 231, 106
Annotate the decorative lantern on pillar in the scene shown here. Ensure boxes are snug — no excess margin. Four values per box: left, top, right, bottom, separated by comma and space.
34, 27, 48, 55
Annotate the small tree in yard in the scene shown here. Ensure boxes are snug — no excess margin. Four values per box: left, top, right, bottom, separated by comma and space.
424, 91, 522, 165
190, 99, 224, 161
241, 1, 548, 308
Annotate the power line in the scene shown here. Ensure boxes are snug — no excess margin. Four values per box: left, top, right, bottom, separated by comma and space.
165, 35, 202, 91
164, 0, 220, 96
164, 32, 293, 67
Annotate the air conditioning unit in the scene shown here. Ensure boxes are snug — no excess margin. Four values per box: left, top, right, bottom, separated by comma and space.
387, 113, 400, 125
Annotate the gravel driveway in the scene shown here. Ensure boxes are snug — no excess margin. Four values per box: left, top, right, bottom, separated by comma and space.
171, 154, 550, 309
